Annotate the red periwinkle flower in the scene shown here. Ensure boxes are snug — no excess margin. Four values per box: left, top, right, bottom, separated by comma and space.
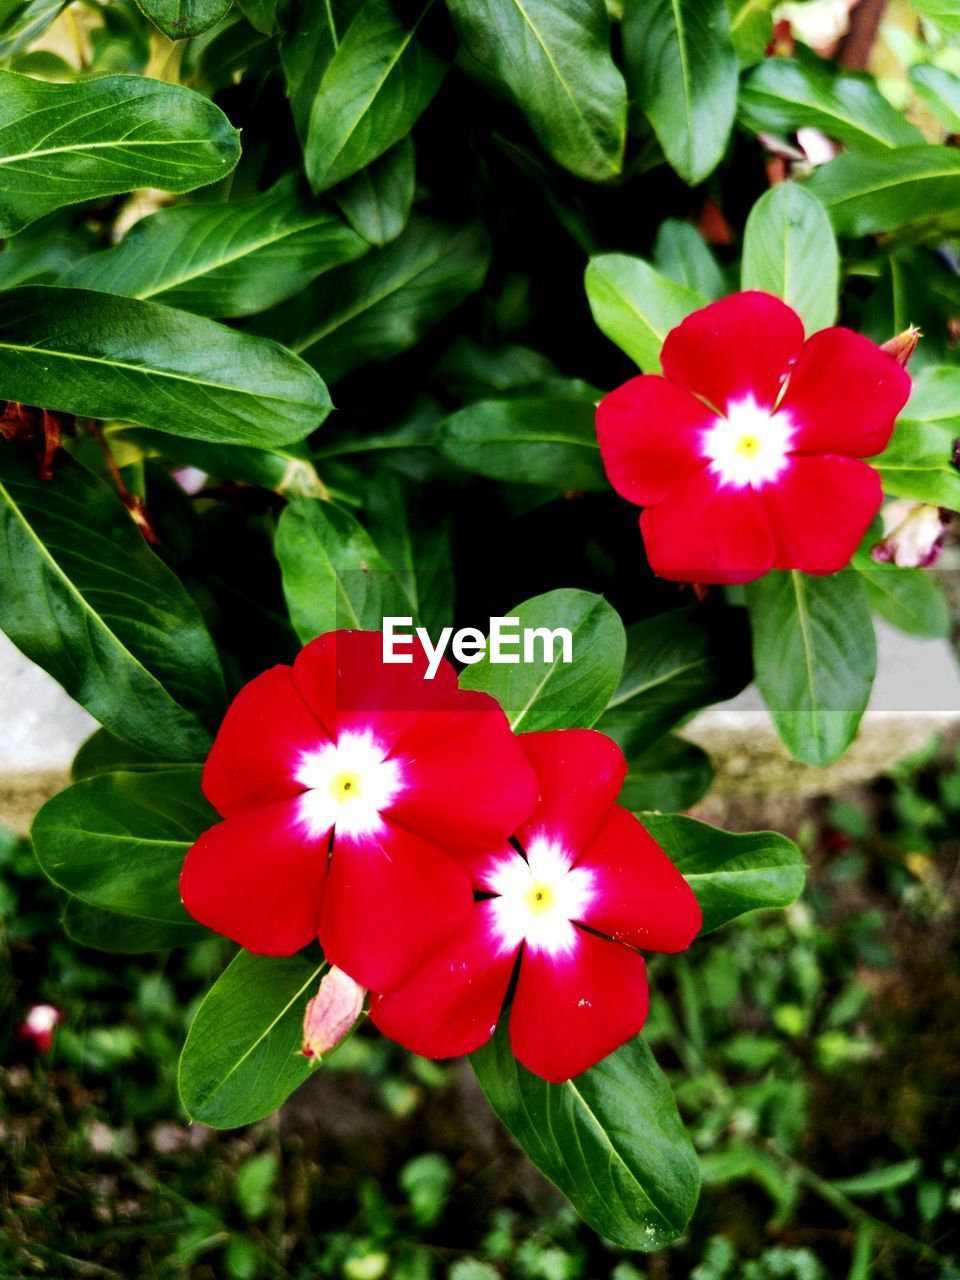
180, 631, 539, 992
596, 291, 912, 585
370, 730, 701, 1082
18, 1003, 62, 1053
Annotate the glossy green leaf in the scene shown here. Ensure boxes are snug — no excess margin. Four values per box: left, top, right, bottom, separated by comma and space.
875, 366, 960, 509
261, 216, 490, 382
438, 382, 607, 491
584, 254, 704, 372
304, 0, 444, 192
276, 497, 410, 641
746, 570, 876, 766
71, 727, 172, 781
911, 64, 960, 133
0, 70, 239, 236
739, 57, 923, 152
472, 1023, 699, 1250
807, 145, 960, 237
640, 812, 805, 932
446, 0, 626, 182
333, 136, 415, 247
653, 220, 726, 301
596, 606, 752, 757
0, 0, 67, 63
620, 736, 713, 814
460, 589, 626, 732
623, 0, 738, 186
63, 176, 368, 318
236, 0, 279, 32
32, 767, 213, 923
0, 448, 224, 759
365, 472, 454, 635
118, 428, 329, 499
741, 183, 839, 334
62, 897, 205, 952
852, 549, 951, 639
135, 0, 231, 38
280, 0, 362, 141
179, 950, 324, 1128
0, 287, 331, 447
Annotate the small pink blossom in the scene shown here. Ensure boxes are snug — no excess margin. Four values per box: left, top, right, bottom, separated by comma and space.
872, 500, 949, 569
17, 1004, 62, 1053
302, 966, 366, 1059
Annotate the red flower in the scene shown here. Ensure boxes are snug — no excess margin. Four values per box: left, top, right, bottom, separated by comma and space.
596, 292, 911, 585
370, 730, 701, 1082
180, 631, 539, 991
17, 1004, 62, 1053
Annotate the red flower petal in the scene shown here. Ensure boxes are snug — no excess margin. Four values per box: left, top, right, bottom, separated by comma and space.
320, 821, 474, 991
203, 666, 330, 818
574, 806, 702, 953
387, 689, 539, 853
180, 801, 327, 955
596, 375, 716, 506
508, 930, 649, 1082
661, 291, 805, 413
640, 467, 776, 584
369, 901, 517, 1059
764, 455, 882, 574
780, 328, 912, 458
292, 631, 460, 753
514, 729, 627, 856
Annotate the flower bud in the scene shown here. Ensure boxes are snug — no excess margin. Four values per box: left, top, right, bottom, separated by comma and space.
881, 326, 922, 370
17, 1003, 62, 1053
872, 499, 948, 569
302, 967, 366, 1059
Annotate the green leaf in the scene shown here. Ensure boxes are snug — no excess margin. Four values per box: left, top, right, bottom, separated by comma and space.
911, 0, 960, 39
620, 735, 713, 814
280, 0, 361, 142
653, 220, 726, 301
623, 0, 738, 186
741, 183, 839, 334
807, 145, 960, 237
0, 70, 240, 236
472, 1023, 699, 1250
62, 176, 368, 318
640, 812, 805, 932
460, 589, 626, 731
746, 570, 876, 766
304, 0, 444, 192
236, 0, 279, 33
259, 216, 490, 382
446, 0, 626, 182
62, 897, 205, 952
830, 1159, 923, 1197
365, 472, 454, 635
910, 64, 960, 133
596, 606, 752, 756
438, 382, 607, 491
179, 949, 323, 1128
584, 254, 705, 372
117, 428, 329, 499
853, 553, 951, 639
135, 0, 231, 38
727, 0, 774, 65
276, 497, 410, 641
0, 287, 331, 447
71, 727, 172, 781
0, 448, 224, 759
32, 767, 213, 924
333, 136, 415, 247
874, 366, 960, 508
739, 57, 923, 152
0, 1, 67, 63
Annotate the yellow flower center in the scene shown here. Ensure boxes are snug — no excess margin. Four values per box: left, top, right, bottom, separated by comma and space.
733, 432, 761, 458
330, 769, 362, 803
524, 881, 556, 915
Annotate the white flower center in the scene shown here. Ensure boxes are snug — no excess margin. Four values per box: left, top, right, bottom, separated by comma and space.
294, 730, 404, 839
701, 395, 795, 488
486, 835, 595, 956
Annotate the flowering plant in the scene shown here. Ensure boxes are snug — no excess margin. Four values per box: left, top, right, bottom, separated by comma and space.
4, 0, 959, 1258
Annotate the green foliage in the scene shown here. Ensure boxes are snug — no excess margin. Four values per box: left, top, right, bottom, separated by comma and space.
472, 1024, 700, 1249
741, 183, 838, 334
584, 254, 704, 372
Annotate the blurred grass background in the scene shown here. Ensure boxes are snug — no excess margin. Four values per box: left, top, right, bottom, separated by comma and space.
1, 739, 959, 1280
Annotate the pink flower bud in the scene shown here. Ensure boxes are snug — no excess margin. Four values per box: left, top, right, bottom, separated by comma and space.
302, 967, 366, 1059
17, 1004, 62, 1053
881, 327, 922, 370
872, 500, 949, 569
